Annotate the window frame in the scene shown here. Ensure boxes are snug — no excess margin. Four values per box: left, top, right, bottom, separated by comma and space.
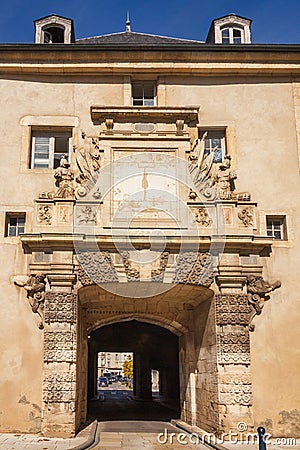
30, 129, 72, 170
266, 216, 287, 240
199, 129, 227, 163
5, 213, 26, 237
131, 81, 157, 107
221, 26, 243, 44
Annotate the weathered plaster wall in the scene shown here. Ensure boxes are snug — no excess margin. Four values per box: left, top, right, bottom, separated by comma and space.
0, 72, 299, 436
0, 240, 43, 432
165, 76, 300, 437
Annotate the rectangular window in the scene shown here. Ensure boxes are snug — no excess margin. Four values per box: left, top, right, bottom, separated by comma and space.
233, 29, 242, 44
199, 130, 226, 163
221, 28, 230, 44
266, 216, 287, 240
31, 130, 72, 169
5, 213, 26, 237
132, 81, 156, 106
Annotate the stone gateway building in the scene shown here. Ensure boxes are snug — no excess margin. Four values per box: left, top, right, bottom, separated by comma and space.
0, 13, 299, 440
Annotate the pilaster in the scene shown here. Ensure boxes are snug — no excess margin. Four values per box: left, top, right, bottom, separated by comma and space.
214, 288, 254, 435
42, 282, 78, 437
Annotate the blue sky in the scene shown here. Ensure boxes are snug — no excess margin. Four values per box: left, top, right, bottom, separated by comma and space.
0, 0, 299, 44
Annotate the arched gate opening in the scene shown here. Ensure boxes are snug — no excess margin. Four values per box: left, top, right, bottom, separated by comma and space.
87, 320, 180, 421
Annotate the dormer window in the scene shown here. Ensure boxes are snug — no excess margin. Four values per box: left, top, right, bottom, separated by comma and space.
43, 26, 65, 44
206, 14, 252, 44
221, 27, 242, 44
34, 15, 74, 44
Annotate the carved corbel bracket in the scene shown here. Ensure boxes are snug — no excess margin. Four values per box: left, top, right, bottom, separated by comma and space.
105, 118, 114, 132
246, 275, 281, 331
176, 119, 184, 135
14, 273, 46, 329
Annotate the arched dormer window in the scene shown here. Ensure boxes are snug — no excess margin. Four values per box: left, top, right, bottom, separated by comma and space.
42, 25, 65, 43
205, 14, 252, 44
34, 15, 74, 44
221, 27, 242, 44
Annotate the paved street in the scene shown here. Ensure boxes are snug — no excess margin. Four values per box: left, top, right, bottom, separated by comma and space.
88, 382, 180, 422
94, 420, 210, 449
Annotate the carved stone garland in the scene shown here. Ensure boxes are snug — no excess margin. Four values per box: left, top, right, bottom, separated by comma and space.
151, 252, 169, 281
173, 252, 214, 287
121, 251, 140, 282
77, 251, 119, 286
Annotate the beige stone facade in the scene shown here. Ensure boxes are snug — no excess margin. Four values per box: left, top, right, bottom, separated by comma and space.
0, 13, 299, 440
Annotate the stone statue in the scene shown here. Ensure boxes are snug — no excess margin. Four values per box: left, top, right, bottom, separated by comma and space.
213, 155, 237, 200
74, 132, 102, 188
14, 273, 46, 329
246, 275, 281, 331
54, 155, 74, 199
188, 134, 251, 202
188, 133, 217, 201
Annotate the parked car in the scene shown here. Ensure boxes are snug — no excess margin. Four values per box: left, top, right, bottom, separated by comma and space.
99, 377, 109, 387
110, 376, 116, 383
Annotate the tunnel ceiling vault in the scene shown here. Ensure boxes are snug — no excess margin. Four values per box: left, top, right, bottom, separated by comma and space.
90, 320, 179, 352
79, 283, 213, 336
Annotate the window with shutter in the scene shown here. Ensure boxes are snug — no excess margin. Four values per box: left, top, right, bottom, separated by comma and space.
31, 130, 72, 169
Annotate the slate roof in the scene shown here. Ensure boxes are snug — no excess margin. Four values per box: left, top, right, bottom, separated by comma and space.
76, 31, 203, 45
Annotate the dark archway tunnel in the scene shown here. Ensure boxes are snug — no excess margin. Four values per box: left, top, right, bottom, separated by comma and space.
87, 320, 180, 421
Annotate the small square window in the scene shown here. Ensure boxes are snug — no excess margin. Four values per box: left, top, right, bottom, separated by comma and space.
5, 213, 26, 237
132, 81, 156, 106
266, 216, 287, 240
30, 130, 72, 169
199, 130, 226, 163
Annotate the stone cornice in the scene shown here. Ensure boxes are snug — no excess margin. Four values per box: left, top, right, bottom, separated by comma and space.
20, 233, 272, 255
0, 45, 299, 75
90, 106, 199, 125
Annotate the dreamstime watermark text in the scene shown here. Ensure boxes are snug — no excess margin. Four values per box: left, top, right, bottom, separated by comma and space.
157, 422, 298, 446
